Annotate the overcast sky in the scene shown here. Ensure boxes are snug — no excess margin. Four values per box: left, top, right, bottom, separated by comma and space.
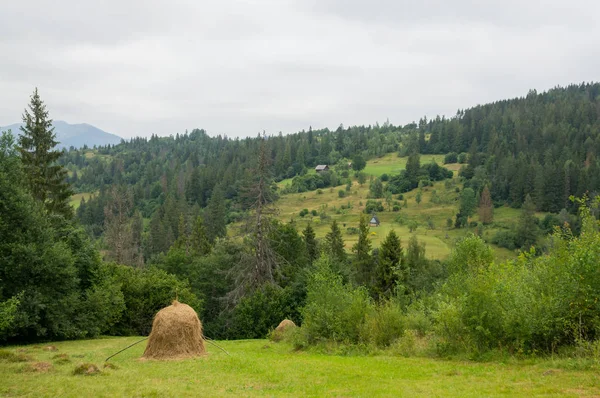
1, 0, 599, 139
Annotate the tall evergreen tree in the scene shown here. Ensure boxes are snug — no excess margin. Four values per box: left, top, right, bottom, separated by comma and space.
17, 88, 72, 218
204, 183, 227, 243
374, 230, 403, 300
325, 220, 346, 264
352, 214, 373, 286
303, 223, 318, 264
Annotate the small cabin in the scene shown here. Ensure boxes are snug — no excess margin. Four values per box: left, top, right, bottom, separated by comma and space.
315, 165, 329, 172
369, 215, 380, 227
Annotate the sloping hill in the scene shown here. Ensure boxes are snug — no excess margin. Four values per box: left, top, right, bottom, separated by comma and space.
0, 120, 122, 149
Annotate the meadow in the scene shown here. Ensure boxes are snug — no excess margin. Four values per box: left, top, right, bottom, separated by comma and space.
1, 337, 599, 397
274, 153, 519, 261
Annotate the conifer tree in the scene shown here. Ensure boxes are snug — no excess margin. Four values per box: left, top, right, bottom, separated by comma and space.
17, 88, 72, 217
352, 214, 373, 286
204, 183, 227, 243
190, 216, 212, 256
325, 220, 346, 264
374, 229, 404, 299
303, 223, 318, 264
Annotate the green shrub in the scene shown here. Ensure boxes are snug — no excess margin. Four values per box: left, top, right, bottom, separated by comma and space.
360, 301, 405, 347
301, 257, 372, 344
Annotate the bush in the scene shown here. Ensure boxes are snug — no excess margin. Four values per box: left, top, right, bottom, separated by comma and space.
311, 210, 318, 216
346, 227, 359, 235
230, 284, 298, 339
457, 153, 468, 163
491, 230, 518, 250
364, 200, 384, 214
301, 257, 372, 344
360, 301, 405, 347
392, 205, 400, 212
380, 173, 389, 182
444, 152, 458, 164
299, 209, 309, 217
338, 190, 346, 198
317, 189, 323, 195
106, 264, 201, 336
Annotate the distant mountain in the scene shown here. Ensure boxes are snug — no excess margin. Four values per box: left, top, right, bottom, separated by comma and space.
0, 120, 123, 149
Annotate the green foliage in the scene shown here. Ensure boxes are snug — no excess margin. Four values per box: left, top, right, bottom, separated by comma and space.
360, 301, 406, 347
352, 215, 373, 286
363, 199, 384, 214
369, 178, 384, 198
17, 89, 72, 218
374, 230, 404, 300
351, 155, 366, 172
230, 283, 300, 339
301, 256, 372, 344
106, 263, 200, 336
324, 220, 346, 265
433, 200, 600, 354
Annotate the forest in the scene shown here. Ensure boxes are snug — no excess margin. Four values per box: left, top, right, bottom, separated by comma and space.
1, 84, 600, 360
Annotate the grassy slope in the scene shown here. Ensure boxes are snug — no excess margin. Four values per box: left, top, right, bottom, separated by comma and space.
1, 338, 598, 397
274, 153, 517, 261
69, 192, 96, 209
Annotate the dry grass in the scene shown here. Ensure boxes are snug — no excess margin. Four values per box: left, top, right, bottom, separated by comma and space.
142, 301, 205, 360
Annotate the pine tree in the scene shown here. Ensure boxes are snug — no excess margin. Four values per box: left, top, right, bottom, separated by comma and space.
17, 88, 72, 217
352, 214, 373, 286
325, 220, 346, 264
204, 183, 227, 243
375, 230, 403, 299
303, 223, 318, 264
478, 185, 493, 224
190, 216, 212, 256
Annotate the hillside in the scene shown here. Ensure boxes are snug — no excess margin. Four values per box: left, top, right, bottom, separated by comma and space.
0, 120, 122, 149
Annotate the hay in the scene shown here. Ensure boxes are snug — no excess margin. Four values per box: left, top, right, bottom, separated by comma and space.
73, 363, 100, 376
24, 362, 53, 373
275, 319, 296, 332
142, 301, 205, 360
271, 319, 297, 342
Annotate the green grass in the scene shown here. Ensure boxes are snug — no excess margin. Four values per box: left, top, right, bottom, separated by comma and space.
1, 338, 598, 397
69, 192, 96, 209
363, 153, 446, 177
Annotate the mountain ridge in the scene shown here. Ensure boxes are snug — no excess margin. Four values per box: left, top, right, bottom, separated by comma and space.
0, 120, 123, 149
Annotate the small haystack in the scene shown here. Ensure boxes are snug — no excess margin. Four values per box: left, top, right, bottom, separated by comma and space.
142, 301, 205, 360
271, 319, 297, 342
275, 319, 296, 333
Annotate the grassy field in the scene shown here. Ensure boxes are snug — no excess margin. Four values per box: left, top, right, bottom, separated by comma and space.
69, 192, 96, 209
363, 153, 446, 177
272, 153, 520, 261
1, 337, 598, 397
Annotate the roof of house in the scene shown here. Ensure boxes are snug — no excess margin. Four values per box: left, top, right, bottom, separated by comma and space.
315, 165, 329, 171
370, 215, 380, 224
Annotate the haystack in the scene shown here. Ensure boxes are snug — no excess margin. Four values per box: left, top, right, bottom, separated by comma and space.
271, 319, 297, 342
275, 319, 296, 333
142, 301, 205, 360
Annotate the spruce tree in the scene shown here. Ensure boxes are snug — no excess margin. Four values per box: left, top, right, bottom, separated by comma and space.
303, 223, 318, 264
204, 183, 227, 243
325, 220, 346, 264
17, 88, 72, 217
352, 214, 373, 286
375, 230, 404, 299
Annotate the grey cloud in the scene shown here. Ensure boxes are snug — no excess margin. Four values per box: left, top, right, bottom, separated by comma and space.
1, 0, 599, 138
